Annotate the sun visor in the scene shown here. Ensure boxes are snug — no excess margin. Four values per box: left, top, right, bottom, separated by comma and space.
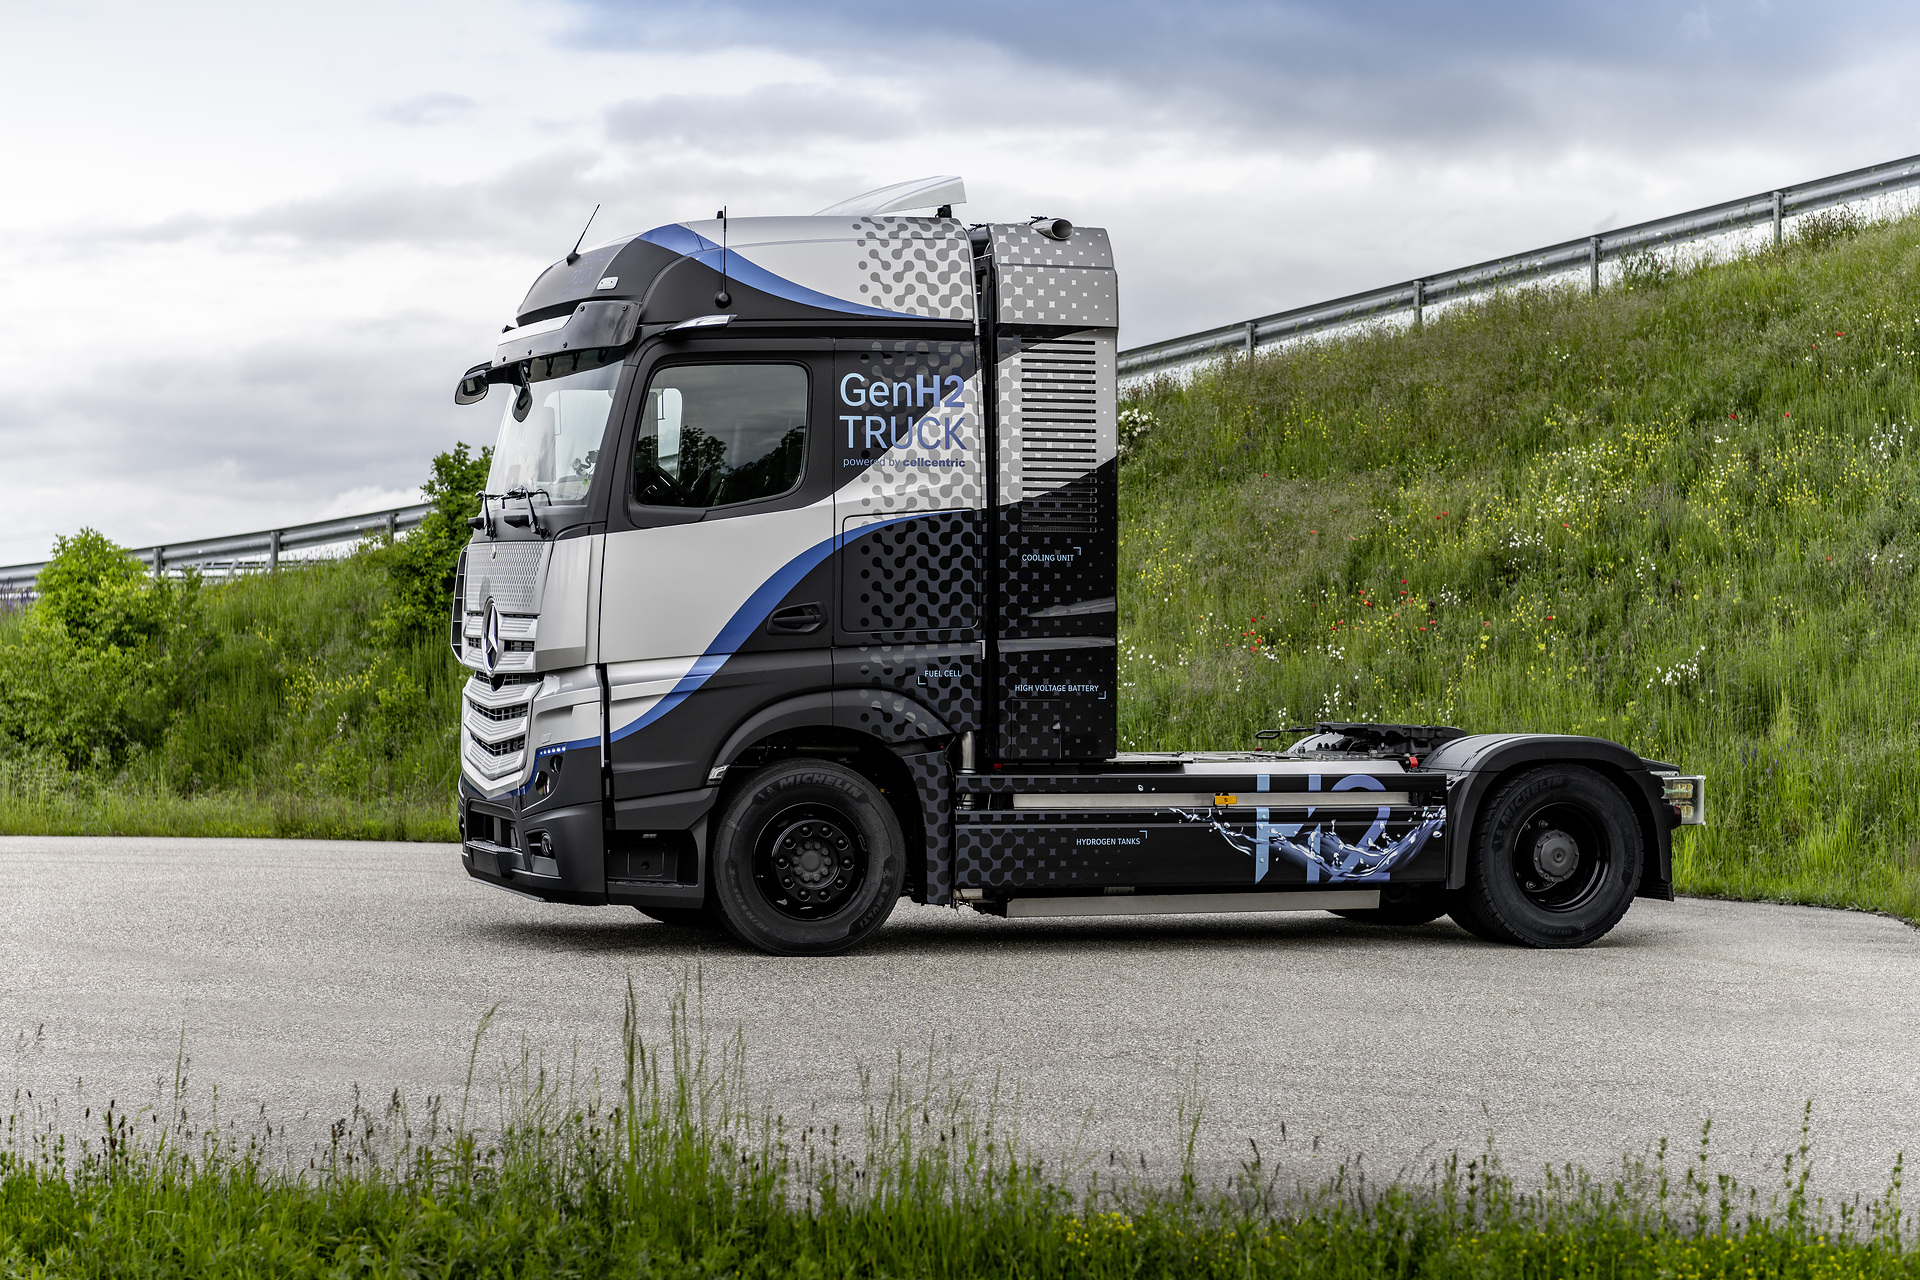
494, 300, 640, 367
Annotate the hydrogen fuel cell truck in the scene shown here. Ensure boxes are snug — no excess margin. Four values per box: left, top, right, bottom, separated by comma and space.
449, 175, 1706, 956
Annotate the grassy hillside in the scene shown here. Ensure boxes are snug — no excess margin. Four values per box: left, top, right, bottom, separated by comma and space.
4, 211, 1919, 923
0, 555, 464, 840
0, 447, 490, 841
1118, 209, 1920, 920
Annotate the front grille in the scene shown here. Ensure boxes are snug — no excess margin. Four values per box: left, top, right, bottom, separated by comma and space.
472, 733, 526, 757
469, 699, 530, 722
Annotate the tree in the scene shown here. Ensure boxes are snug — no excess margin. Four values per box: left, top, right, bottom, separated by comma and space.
376, 443, 491, 643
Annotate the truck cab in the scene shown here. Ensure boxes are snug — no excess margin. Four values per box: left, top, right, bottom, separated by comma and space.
450, 176, 1704, 955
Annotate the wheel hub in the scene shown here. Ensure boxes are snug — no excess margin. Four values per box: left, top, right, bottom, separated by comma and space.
770, 819, 855, 906
1531, 827, 1580, 885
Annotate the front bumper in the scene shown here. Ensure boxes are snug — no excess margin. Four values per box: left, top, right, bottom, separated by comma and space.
459, 780, 718, 910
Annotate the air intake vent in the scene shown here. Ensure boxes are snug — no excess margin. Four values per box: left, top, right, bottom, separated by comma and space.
472, 734, 526, 758
1016, 339, 1099, 502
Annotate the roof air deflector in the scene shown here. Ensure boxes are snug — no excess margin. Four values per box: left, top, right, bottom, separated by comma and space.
814, 175, 966, 217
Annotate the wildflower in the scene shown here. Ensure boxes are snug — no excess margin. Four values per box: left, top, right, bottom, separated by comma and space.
1785, 411, 1792, 418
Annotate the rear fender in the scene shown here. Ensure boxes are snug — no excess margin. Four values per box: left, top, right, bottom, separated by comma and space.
1421, 734, 1675, 899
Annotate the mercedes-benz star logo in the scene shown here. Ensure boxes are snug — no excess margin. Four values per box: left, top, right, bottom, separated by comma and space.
482, 599, 501, 673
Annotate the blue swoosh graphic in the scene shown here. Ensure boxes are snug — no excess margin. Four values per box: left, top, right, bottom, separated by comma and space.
608, 512, 922, 743
638, 224, 906, 319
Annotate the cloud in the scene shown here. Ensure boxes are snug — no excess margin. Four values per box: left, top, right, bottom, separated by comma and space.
0, 312, 496, 561
377, 91, 476, 126
566, 0, 1917, 155
7, 0, 1920, 564
70, 152, 605, 255
605, 83, 917, 152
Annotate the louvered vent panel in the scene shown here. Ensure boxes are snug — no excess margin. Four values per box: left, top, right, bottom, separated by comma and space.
1017, 339, 1099, 502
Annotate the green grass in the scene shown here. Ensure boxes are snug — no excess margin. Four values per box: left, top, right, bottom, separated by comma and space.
1118, 211, 1920, 922
0, 554, 462, 840
1, 985, 1912, 1278
9, 212, 1920, 925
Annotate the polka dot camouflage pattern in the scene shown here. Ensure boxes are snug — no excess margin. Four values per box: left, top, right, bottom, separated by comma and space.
901, 746, 953, 905
837, 341, 984, 517
987, 224, 1115, 270
841, 686, 947, 744
837, 642, 982, 735
840, 511, 979, 638
996, 471, 1116, 640
952, 821, 1115, 889
995, 645, 1116, 762
849, 218, 975, 320
996, 267, 1118, 327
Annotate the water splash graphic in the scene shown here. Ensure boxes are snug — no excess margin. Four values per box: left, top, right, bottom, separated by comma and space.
1173, 806, 1447, 883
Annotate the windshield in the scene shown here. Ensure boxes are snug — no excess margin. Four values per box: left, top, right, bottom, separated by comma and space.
485, 350, 624, 504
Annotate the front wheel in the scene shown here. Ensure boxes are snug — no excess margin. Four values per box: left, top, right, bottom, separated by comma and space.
709, 759, 906, 956
1450, 765, 1644, 948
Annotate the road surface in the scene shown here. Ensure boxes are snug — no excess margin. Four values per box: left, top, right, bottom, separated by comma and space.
3, 836, 1915, 1197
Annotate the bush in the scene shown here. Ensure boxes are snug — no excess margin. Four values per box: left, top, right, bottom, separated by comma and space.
374, 442, 490, 643
0, 530, 212, 769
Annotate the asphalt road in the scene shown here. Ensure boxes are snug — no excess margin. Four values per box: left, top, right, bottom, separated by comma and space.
4, 835, 1916, 1197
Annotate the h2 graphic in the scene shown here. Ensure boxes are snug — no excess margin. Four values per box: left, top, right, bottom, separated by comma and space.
839, 371, 967, 452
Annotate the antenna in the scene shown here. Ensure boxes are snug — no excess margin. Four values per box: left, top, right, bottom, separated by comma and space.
714, 206, 732, 308
564, 204, 600, 265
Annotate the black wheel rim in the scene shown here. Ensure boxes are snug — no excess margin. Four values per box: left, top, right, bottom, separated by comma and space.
1510, 801, 1612, 912
750, 803, 868, 920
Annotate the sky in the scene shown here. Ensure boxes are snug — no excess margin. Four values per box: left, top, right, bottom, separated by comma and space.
3, 0, 1918, 564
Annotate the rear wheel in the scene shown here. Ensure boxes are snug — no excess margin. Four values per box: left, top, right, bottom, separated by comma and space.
1450, 765, 1643, 948
710, 759, 906, 956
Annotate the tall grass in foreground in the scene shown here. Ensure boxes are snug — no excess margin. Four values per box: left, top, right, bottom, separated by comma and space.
1121, 211, 1920, 922
0, 984, 1912, 1277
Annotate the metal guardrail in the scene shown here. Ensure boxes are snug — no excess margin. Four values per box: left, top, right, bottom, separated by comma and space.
0, 502, 433, 596
1118, 151, 1920, 377
7, 152, 1917, 597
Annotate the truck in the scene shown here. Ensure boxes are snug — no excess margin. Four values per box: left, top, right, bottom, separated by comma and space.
448, 175, 1706, 956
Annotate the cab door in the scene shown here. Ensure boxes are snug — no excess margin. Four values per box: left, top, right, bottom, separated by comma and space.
831, 335, 986, 746
600, 337, 836, 800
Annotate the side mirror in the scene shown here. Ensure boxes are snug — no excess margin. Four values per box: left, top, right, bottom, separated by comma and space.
455, 363, 492, 405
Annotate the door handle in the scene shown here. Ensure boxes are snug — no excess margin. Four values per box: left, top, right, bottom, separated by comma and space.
766, 602, 825, 635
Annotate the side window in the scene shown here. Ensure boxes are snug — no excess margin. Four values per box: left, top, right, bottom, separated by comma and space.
633, 363, 808, 508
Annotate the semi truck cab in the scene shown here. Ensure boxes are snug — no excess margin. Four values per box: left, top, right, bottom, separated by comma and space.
449, 175, 1705, 955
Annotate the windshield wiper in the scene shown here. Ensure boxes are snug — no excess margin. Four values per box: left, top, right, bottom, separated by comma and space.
466, 488, 554, 538
500, 487, 552, 537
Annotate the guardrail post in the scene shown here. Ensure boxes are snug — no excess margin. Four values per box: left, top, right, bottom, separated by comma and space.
1772, 190, 1784, 246
1243, 320, 1256, 356
386, 510, 397, 541
268, 528, 281, 573
1413, 278, 1425, 327
1589, 237, 1603, 295
152, 545, 165, 579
